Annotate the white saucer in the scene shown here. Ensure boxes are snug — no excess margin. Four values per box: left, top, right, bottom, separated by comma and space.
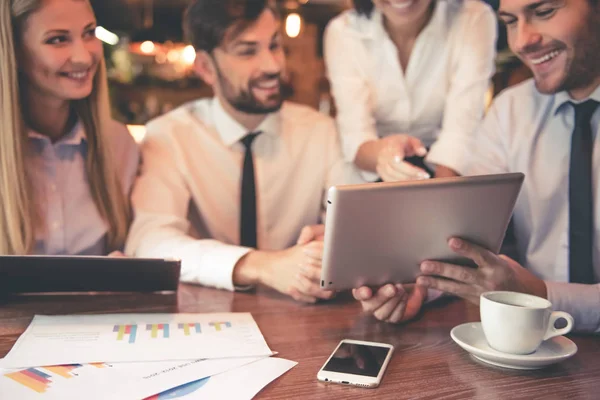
450, 322, 578, 370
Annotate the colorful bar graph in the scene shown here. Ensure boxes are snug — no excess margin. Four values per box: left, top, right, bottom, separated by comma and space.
209, 321, 232, 331
178, 323, 202, 336
90, 363, 111, 368
44, 364, 82, 378
113, 324, 137, 343
146, 323, 170, 338
3, 363, 109, 394
4, 368, 52, 393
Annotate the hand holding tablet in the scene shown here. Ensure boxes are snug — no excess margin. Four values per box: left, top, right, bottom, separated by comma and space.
320, 173, 525, 291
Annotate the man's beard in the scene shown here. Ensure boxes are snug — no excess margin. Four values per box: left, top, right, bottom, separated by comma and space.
557, 13, 600, 95
531, 12, 600, 95
215, 65, 283, 115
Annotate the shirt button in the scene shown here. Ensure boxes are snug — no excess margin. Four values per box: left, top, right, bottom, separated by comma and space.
50, 184, 57, 192
51, 222, 61, 230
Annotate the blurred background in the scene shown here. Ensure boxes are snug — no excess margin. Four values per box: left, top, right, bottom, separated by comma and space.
91, 0, 530, 139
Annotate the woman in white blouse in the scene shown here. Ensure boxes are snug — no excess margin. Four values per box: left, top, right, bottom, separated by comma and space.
324, 0, 497, 180
0, 0, 138, 255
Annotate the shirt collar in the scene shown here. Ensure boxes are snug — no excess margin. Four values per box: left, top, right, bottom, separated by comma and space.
551, 83, 600, 115
28, 120, 86, 145
357, 2, 445, 40
210, 97, 280, 147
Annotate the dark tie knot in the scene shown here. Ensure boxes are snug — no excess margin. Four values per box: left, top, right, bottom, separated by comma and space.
571, 100, 599, 122
241, 131, 261, 149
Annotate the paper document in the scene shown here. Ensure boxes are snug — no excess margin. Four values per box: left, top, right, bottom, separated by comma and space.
0, 356, 269, 400
1, 313, 272, 368
145, 357, 297, 400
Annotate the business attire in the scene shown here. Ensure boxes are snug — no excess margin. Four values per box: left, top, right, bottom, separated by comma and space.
466, 80, 600, 332
125, 98, 359, 291
27, 120, 139, 255
324, 0, 497, 177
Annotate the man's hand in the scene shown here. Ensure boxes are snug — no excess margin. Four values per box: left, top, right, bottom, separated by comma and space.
259, 244, 333, 303
375, 135, 430, 182
234, 239, 333, 304
234, 224, 333, 303
297, 224, 325, 245
417, 238, 547, 304
352, 283, 427, 323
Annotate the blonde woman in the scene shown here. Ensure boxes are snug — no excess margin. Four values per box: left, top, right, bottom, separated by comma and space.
0, 0, 139, 255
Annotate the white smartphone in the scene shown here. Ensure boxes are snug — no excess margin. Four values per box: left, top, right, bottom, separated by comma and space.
317, 339, 394, 388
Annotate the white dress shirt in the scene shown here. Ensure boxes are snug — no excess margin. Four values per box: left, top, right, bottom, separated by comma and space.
27, 120, 139, 255
466, 80, 600, 333
125, 98, 359, 291
324, 0, 497, 176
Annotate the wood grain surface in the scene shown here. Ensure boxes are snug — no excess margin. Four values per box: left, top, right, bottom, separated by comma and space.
1, 284, 598, 399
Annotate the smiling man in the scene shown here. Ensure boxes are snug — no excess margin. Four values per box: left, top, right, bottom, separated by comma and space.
414, 0, 600, 331
125, 0, 365, 302
354, 0, 600, 331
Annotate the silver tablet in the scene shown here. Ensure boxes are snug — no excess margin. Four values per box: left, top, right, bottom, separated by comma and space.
320, 173, 524, 291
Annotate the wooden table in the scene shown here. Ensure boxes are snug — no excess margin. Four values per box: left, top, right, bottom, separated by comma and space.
1, 284, 599, 399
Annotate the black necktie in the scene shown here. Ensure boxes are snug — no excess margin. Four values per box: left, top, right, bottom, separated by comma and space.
240, 132, 261, 248
569, 100, 598, 284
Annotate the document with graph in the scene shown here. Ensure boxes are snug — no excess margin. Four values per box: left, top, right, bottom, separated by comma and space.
0, 313, 272, 368
144, 357, 297, 400
0, 356, 270, 400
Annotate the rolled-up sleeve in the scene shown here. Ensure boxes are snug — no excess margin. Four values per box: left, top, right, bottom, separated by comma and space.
546, 281, 600, 333
324, 18, 378, 165
426, 6, 497, 175
125, 121, 250, 291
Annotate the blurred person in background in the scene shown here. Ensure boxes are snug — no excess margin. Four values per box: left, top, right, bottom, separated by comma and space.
324, 0, 497, 182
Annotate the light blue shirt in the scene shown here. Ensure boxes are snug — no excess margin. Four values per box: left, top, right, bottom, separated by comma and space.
27, 120, 139, 255
466, 80, 600, 332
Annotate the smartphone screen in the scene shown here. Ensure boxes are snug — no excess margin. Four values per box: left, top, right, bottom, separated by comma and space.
322, 342, 392, 377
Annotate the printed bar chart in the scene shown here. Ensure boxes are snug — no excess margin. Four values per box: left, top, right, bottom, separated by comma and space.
44, 364, 82, 378
4, 368, 52, 393
209, 322, 232, 332
113, 324, 138, 344
90, 363, 111, 368
146, 324, 170, 339
0, 313, 271, 368
178, 323, 201, 336
2, 363, 112, 394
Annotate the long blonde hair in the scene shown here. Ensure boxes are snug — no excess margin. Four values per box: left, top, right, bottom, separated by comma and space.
0, 0, 131, 254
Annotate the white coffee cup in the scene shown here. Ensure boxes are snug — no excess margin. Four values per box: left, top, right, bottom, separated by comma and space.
480, 291, 574, 355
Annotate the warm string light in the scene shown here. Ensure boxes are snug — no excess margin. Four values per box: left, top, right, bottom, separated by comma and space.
182, 45, 197, 65
127, 125, 146, 143
140, 41, 155, 54
285, 13, 302, 38
95, 26, 119, 45
167, 49, 180, 63
135, 42, 195, 67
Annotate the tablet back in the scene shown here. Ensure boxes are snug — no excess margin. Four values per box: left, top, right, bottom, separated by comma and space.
320, 173, 524, 290
0, 256, 181, 294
